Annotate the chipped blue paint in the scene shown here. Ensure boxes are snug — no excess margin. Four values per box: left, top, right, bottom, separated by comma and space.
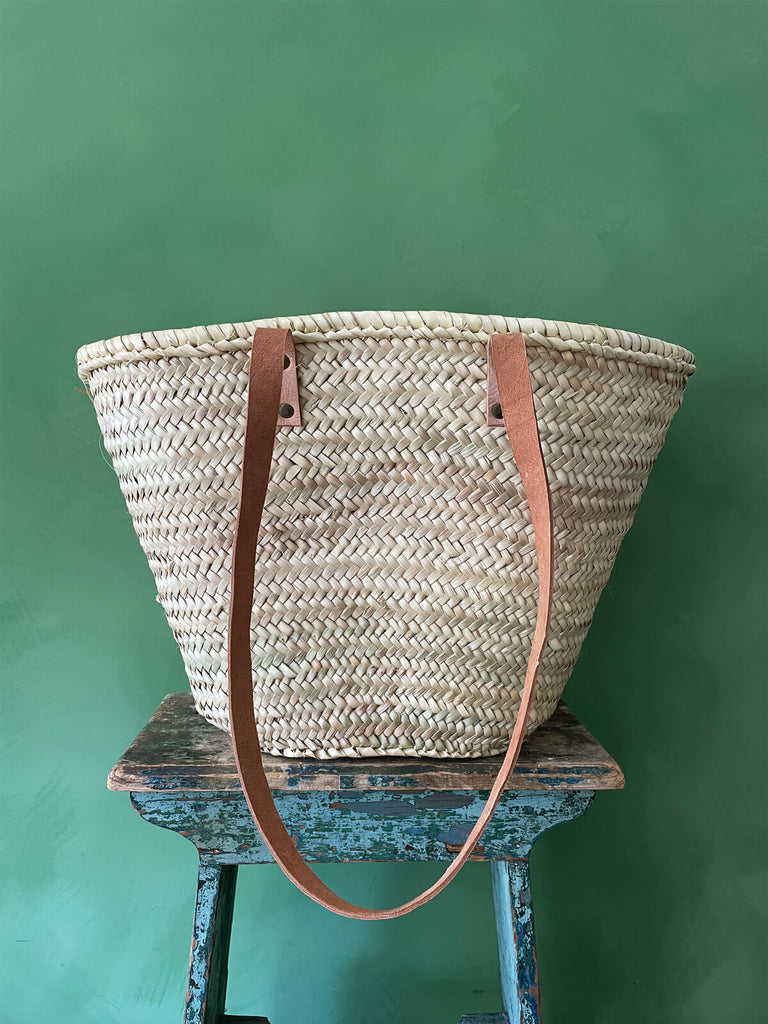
492, 860, 542, 1024
132, 789, 594, 864
129, 784, 596, 1022
185, 862, 237, 1024
329, 792, 476, 814
133, 765, 610, 791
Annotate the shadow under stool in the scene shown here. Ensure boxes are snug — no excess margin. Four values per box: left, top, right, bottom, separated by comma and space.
108, 693, 624, 1024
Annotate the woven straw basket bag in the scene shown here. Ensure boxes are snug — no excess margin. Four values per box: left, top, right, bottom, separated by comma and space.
78, 310, 694, 918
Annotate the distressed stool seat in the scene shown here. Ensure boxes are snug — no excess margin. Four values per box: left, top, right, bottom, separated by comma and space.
109, 693, 624, 1024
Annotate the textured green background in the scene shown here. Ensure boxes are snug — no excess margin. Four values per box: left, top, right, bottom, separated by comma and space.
1, 2, 765, 1022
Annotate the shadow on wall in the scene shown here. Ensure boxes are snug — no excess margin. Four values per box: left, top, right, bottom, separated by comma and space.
227, 859, 503, 1023
533, 345, 765, 1023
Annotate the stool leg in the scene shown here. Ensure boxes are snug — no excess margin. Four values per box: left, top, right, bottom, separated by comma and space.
491, 859, 542, 1024
185, 861, 238, 1024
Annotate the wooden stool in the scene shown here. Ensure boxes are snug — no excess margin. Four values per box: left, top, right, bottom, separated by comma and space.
109, 694, 623, 1024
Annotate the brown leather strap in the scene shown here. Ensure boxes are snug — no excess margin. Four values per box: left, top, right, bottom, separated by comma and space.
228, 329, 553, 920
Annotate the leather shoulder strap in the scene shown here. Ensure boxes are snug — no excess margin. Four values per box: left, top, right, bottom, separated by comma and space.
228, 329, 553, 920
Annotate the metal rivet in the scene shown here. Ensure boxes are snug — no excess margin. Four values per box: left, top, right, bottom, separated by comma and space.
491, 403, 503, 420
283, 355, 290, 369
279, 403, 295, 419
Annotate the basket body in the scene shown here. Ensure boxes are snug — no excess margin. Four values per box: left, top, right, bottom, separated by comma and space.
77, 311, 694, 758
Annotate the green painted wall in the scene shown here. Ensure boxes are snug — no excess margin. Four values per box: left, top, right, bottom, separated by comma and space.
2, 2, 765, 1021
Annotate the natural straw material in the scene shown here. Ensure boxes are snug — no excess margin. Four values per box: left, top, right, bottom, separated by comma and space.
77, 311, 694, 759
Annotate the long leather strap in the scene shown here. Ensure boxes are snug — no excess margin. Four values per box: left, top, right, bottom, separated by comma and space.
228, 329, 553, 920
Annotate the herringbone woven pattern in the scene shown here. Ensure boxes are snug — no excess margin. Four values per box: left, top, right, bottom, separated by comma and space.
77, 311, 694, 758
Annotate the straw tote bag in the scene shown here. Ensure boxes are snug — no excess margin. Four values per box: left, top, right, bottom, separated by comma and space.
77, 310, 694, 918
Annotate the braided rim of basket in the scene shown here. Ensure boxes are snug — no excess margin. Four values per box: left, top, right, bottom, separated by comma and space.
76, 310, 695, 378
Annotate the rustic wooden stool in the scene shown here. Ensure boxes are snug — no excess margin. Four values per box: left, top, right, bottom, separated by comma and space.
109, 694, 623, 1024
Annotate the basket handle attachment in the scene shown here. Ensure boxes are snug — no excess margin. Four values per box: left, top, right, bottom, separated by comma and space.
228, 328, 553, 920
